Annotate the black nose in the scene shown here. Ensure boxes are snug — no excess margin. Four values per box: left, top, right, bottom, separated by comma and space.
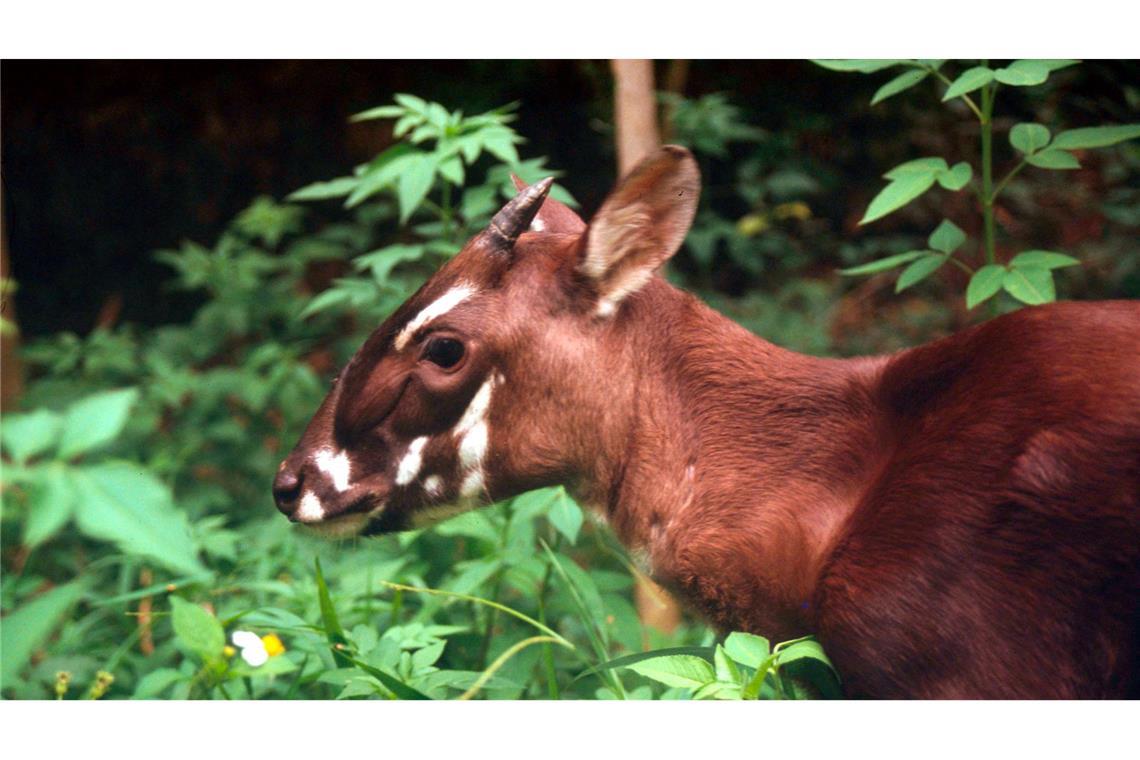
273, 463, 303, 516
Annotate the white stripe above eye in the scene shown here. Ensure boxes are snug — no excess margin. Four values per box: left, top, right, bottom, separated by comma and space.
394, 283, 477, 352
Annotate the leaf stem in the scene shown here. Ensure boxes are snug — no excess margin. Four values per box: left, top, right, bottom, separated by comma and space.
980, 83, 997, 267
991, 159, 1027, 202
927, 65, 985, 121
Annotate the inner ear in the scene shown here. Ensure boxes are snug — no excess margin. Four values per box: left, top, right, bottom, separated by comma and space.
510, 175, 586, 235
579, 146, 700, 313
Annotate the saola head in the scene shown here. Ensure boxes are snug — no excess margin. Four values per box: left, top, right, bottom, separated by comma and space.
273, 146, 700, 537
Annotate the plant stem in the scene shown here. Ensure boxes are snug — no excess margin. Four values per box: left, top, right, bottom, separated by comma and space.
991, 159, 1027, 202
980, 83, 997, 267
536, 533, 563, 700
927, 66, 985, 121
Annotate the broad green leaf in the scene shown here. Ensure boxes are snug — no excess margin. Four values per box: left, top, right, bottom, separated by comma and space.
169, 596, 225, 662
942, 66, 994, 101
1050, 124, 1140, 150
838, 250, 926, 276
774, 639, 843, 699
1026, 149, 1081, 170
693, 680, 744, 700
393, 93, 429, 114
1037, 59, 1080, 72
623, 654, 716, 690
811, 60, 905, 73
895, 254, 946, 292
871, 69, 927, 105
391, 113, 423, 140
994, 60, 1049, 87
714, 645, 742, 684
0, 408, 62, 464
0, 580, 88, 687
57, 388, 139, 460
482, 132, 520, 165
1010, 123, 1051, 155
349, 104, 405, 122
133, 668, 185, 699
437, 155, 465, 187
344, 144, 418, 208
1009, 250, 1080, 270
883, 156, 949, 180
928, 219, 967, 254
966, 265, 1007, 309
287, 176, 358, 202
574, 647, 714, 684
72, 462, 206, 576
860, 173, 938, 225
397, 154, 439, 224
936, 162, 973, 191
353, 244, 425, 283
1002, 266, 1056, 305
23, 464, 77, 547
723, 632, 771, 669
548, 490, 584, 545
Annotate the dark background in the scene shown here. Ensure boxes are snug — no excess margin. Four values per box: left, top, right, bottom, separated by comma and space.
3, 60, 1137, 337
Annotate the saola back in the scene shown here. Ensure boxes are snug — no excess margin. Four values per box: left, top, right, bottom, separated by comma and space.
275, 146, 1140, 698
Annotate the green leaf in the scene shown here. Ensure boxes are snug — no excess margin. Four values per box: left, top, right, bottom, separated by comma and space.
838, 250, 926, 276
714, 645, 743, 685
942, 66, 994, 101
811, 60, 905, 73
57, 388, 139, 460
1037, 59, 1080, 72
860, 173, 938, 225
870, 69, 927, 105
623, 654, 716, 690
0, 408, 62, 464
548, 490, 584, 545
342, 654, 431, 700
314, 557, 351, 667
573, 646, 713, 684
287, 177, 358, 202
397, 153, 438, 224
437, 156, 465, 187
723, 632, 771, 669
1050, 124, 1140, 150
344, 144, 417, 209
393, 93, 429, 114
353, 244, 425, 283
0, 580, 88, 687
928, 219, 967, 254
23, 464, 77, 547
1010, 123, 1051, 155
482, 132, 520, 165
1025, 149, 1081, 170
883, 156, 949, 180
936, 162, 973, 191
133, 668, 185, 699
774, 638, 843, 699
895, 254, 946, 292
349, 104, 405, 122
72, 462, 206, 576
1002, 266, 1056, 305
966, 265, 1007, 309
169, 596, 225, 663
994, 60, 1049, 87
1009, 250, 1080, 270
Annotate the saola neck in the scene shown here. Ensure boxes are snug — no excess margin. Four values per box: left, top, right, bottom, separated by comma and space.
589, 277, 887, 639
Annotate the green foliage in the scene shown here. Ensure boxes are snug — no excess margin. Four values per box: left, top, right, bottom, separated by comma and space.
816, 59, 1140, 310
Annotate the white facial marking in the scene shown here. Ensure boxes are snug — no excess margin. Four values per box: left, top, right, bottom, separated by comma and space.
529, 218, 545, 232
394, 283, 476, 352
458, 421, 488, 469
594, 298, 617, 318
455, 377, 494, 436
297, 491, 324, 523
460, 468, 485, 498
315, 449, 352, 493
423, 475, 444, 498
395, 436, 429, 486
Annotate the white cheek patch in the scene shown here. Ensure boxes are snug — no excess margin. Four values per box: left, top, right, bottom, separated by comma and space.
460, 468, 485, 499
297, 491, 324, 523
423, 475, 444, 498
315, 449, 352, 493
458, 421, 488, 469
395, 436, 429, 486
530, 218, 545, 232
393, 283, 476, 352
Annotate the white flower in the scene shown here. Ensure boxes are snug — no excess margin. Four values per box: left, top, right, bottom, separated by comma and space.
232, 630, 269, 667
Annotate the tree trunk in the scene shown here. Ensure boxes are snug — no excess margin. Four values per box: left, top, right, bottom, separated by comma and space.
1, 186, 23, 411
610, 58, 682, 637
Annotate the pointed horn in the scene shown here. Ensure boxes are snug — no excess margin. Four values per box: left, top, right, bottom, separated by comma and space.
486, 177, 554, 250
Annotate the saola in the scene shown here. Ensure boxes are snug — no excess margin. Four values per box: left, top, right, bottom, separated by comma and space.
274, 146, 1140, 698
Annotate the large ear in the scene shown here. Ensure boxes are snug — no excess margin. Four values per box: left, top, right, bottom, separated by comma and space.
510, 175, 586, 235
579, 145, 699, 315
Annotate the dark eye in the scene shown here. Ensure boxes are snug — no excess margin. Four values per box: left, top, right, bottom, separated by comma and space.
423, 337, 465, 369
